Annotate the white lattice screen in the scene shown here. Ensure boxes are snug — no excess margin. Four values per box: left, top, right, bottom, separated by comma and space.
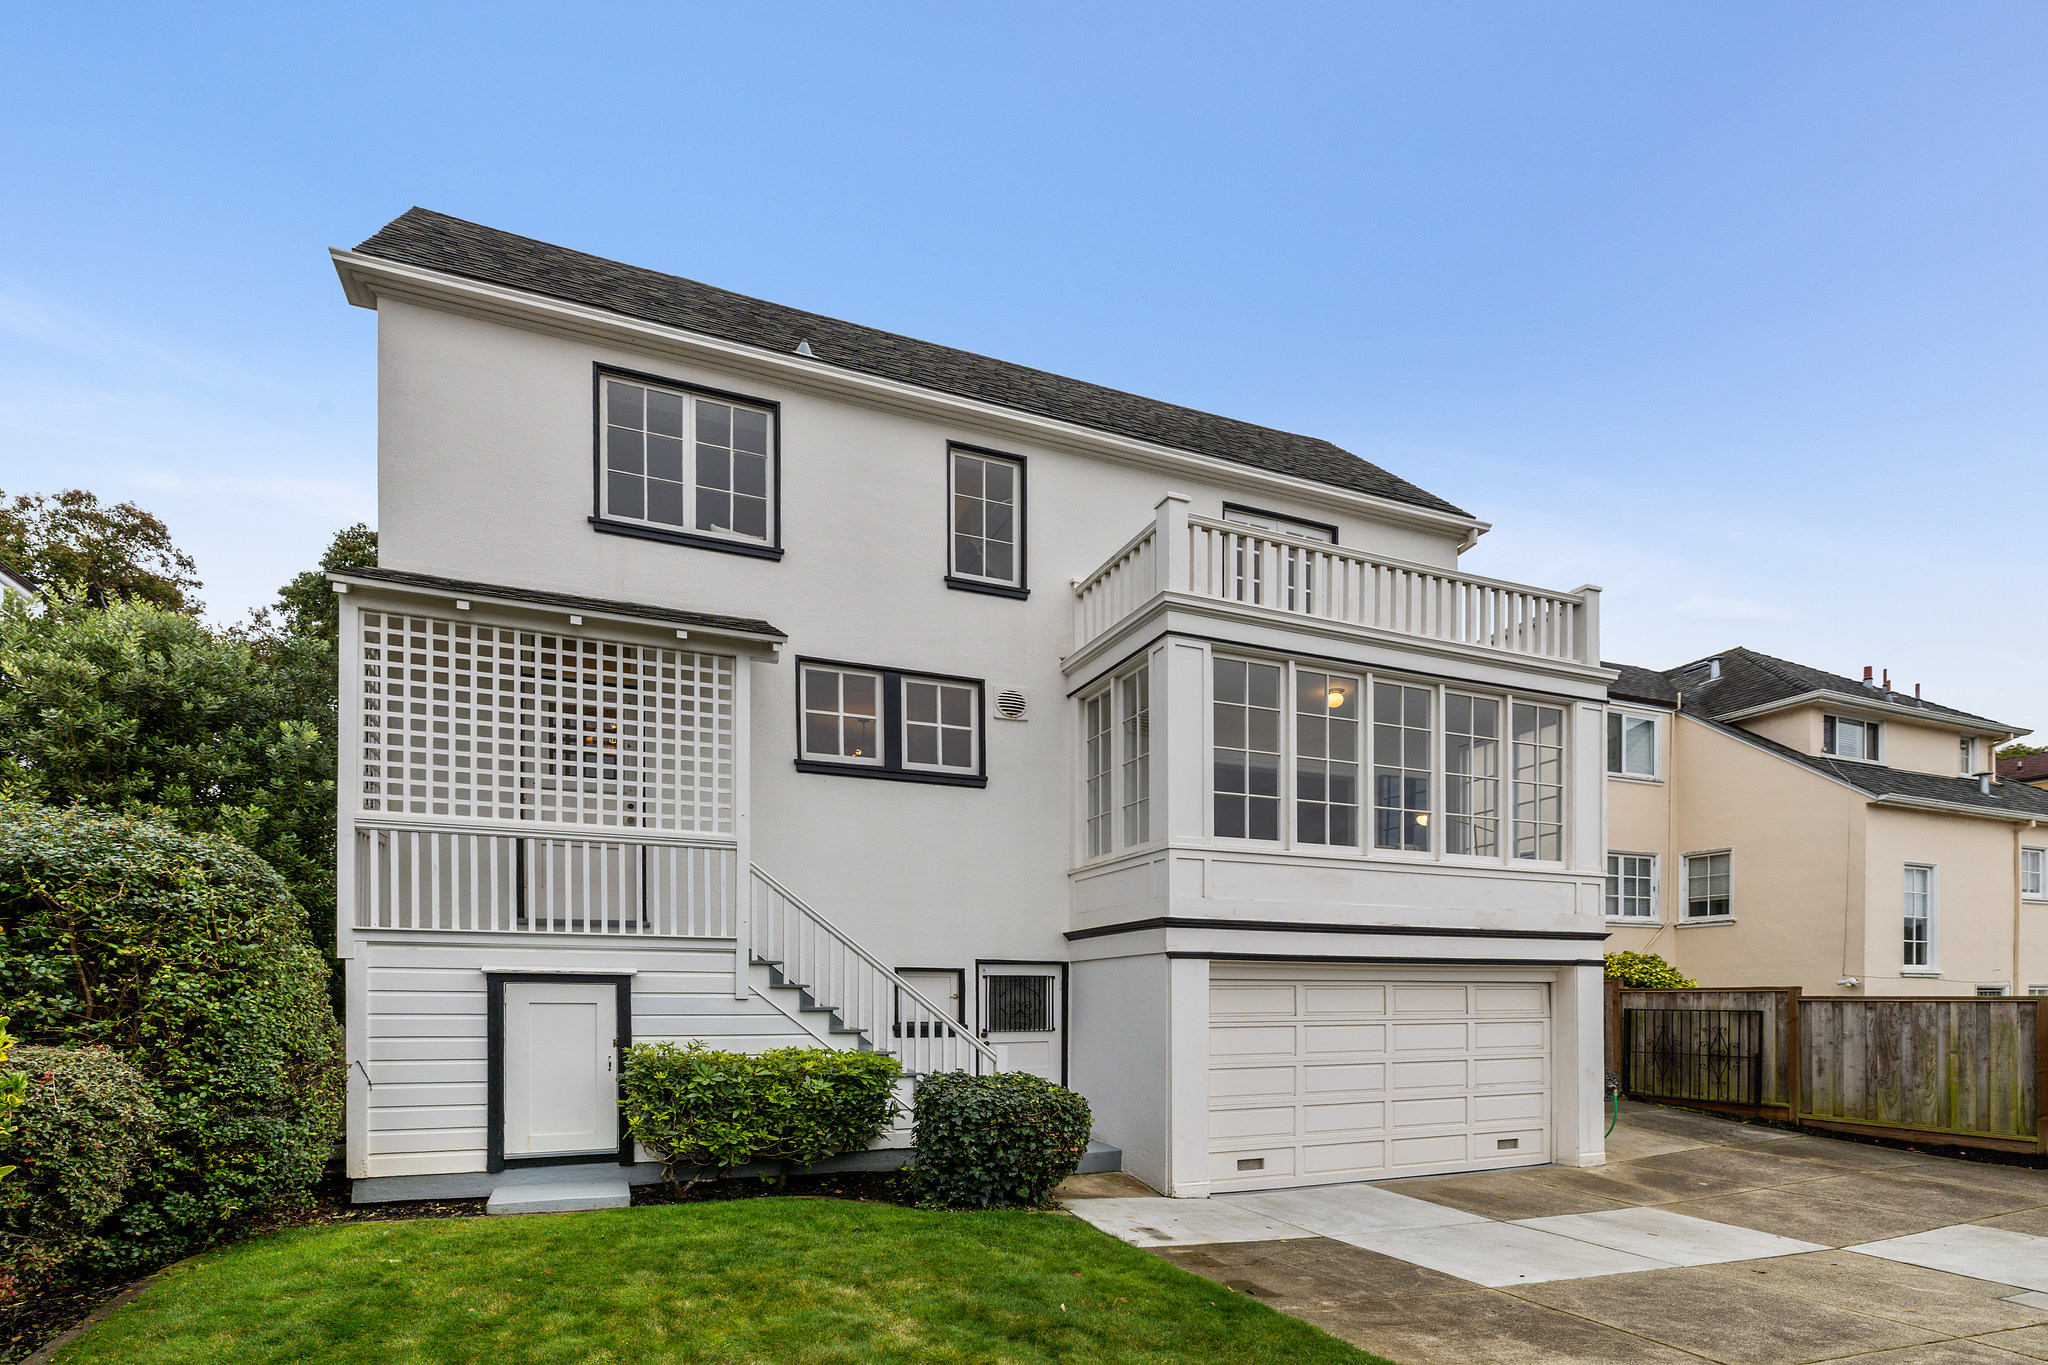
359, 611, 734, 832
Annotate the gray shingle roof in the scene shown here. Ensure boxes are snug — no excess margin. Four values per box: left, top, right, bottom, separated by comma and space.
350, 209, 1470, 518
1667, 648, 2015, 733
332, 566, 784, 639
1603, 661, 1679, 708
1696, 711, 2048, 820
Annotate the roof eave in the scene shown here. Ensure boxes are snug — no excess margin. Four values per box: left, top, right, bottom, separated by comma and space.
1870, 793, 2048, 826
329, 247, 1492, 544
1712, 688, 2026, 739
326, 569, 786, 648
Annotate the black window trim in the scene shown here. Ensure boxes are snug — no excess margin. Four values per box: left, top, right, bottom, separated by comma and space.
1220, 501, 1340, 544
794, 655, 989, 788
589, 362, 786, 562
944, 441, 1029, 600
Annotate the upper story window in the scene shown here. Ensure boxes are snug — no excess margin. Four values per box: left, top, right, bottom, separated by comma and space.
797, 659, 984, 787
947, 446, 1026, 597
1606, 853, 1657, 919
1684, 851, 1731, 918
1084, 690, 1113, 857
1296, 670, 1362, 846
1607, 711, 1658, 779
1513, 703, 1566, 861
1213, 658, 1283, 841
1079, 662, 1153, 861
595, 370, 780, 558
2024, 847, 2046, 901
1373, 683, 1432, 852
1444, 694, 1502, 856
1823, 714, 1882, 762
1960, 736, 1978, 775
1120, 668, 1152, 846
1903, 863, 1936, 968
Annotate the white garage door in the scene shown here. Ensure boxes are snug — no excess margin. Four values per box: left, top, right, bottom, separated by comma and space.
1207, 972, 1550, 1191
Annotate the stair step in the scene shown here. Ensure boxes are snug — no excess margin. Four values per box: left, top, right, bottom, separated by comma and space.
486, 1178, 631, 1216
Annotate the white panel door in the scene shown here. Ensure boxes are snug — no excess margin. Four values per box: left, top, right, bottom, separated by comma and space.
979, 965, 1062, 1081
1207, 974, 1549, 1191
503, 980, 620, 1158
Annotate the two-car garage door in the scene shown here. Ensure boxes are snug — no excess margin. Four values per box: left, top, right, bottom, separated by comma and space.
1208, 969, 1551, 1191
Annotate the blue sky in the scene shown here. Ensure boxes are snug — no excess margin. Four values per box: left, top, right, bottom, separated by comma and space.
4, 3, 2046, 727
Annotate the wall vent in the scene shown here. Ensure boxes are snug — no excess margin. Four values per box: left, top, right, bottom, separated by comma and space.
1496, 1138, 1520, 1151
994, 688, 1029, 721
1235, 1157, 1265, 1172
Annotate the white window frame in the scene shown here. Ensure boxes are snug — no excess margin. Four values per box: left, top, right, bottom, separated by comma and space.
1606, 851, 1659, 921
1607, 710, 1659, 780
900, 676, 980, 776
1682, 850, 1733, 920
800, 664, 886, 768
947, 445, 1025, 592
1083, 687, 1113, 858
1119, 665, 1152, 849
797, 659, 985, 785
1903, 862, 1937, 972
2025, 847, 2047, 901
598, 371, 778, 550
1976, 984, 2009, 997
1961, 736, 1978, 776
1823, 714, 1883, 763
1077, 660, 1157, 864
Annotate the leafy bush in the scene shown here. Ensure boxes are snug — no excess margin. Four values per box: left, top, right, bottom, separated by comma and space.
0, 801, 343, 1267
911, 1072, 1093, 1210
0, 1018, 22, 1183
1605, 951, 1697, 989
621, 1042, 902, 1194
0, 1046, 162, 1289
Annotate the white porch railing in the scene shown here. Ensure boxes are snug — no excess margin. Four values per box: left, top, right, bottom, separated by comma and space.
750, 867, 999, 1076
353, 823, 739, 936
1073, 494, 1600, 665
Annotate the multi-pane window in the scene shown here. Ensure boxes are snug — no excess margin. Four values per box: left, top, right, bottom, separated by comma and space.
1084, 690, 1113, 857
1214, 658, 1283, 840
1373, 683, 1432, 851
2024, 847, 2046, 900
1977, 985, 2008, 997
1294, 670, 1361, 846
358, 611, 733, 831
1823, 715, 1881, 761
1513, 703, 1565, 860
1120, 668, 1151, 846
1221, 507, 1333, 612
601, 376, 774, 544
1960, 737, 1977, 775
1445, 694, 1501, 856
950, 449, 1023, 588
904, 679, 977, 772
1903, 864, 1934, 967
1606, 853, 1656, 919
1607, 712, 1657, 778
1685, 852, 1731, 918
802, 667, 883, 765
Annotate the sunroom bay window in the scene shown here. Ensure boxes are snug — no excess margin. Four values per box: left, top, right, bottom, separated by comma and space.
1513, 703, 1565, 861
1295, 670, 1360, 846
1213, 658, 1283, 840
1373, 683, 1432, 851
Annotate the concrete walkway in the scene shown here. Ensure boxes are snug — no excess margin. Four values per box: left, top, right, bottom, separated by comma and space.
1065, 1103, 2048, 1364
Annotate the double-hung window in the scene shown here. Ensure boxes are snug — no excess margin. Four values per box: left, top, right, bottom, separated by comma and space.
947, 446, 1025, 595
1903, 863, 1935, 968
1684, 851, 1731, 918
1606, 853, 1657, 919
798, 660, 984, 786
598, 372, 778, 553
1513, 703, 1565, 861
1444, 693, 1501, 856
1373, 683, 1433, 851
1823, 714, 1882, 761
2024, 847, 2046, 901
1960, 737, 1978, 775
1607, 711, 1658, 779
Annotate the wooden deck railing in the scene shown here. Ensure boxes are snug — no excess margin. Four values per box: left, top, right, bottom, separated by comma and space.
1072, 494, 1601, 665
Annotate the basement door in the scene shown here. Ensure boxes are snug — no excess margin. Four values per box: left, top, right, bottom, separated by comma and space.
1207, 971, 1550, 1191
979, 963, 1064, 1082
496, 977, 625, 1164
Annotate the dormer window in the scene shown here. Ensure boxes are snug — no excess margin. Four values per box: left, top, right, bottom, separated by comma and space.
1823, 714, 1882, 762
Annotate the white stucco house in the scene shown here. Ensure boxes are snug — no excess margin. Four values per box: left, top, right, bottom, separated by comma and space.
332, 209, 1615, 1203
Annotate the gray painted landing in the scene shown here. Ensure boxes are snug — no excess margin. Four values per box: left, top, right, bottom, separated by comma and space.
486, 1178, 631, 1215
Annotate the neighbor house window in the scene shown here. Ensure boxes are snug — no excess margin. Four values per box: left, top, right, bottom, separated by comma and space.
1823, 714, 1882, 761
1084, 689, 1113, 857
1607, 712, 1658, 779
1373, 683, 1433, 851
1120, 667, 1152, 846
1444, 693, 1501, 856
1685, 852, 1731, 918
948, 447, 1024, 592
1961, 737, 1977, 775
797, 661, 984, 785
1606, 853, 1657, 919
1513, 703, 1565, 860
1977, 985, 2008, 997
599, 374, 775, 547
1214, 658, 1283, 840
2024, 847, 2046, 900
1903, 863, 1935, 968
1294, 670, 1361, 846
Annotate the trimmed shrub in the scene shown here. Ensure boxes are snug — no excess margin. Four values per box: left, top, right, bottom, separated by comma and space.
0, 801, 343, 1268
1604, 951, 1697, 989
911, 1071, 1092, 1210
621, 1042, 902, 1193
0, 1046, 162, 1290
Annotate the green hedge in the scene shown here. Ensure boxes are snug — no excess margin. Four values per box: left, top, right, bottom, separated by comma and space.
911, 1072, 1092, 1210
620, 1042, 902, 1193
1604, 951, 1697, 989
0, 1046, 162, 1290
0, 801, 343, 1267
0, 1018, 22, 1183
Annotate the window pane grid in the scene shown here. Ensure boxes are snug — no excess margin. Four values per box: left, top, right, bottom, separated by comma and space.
903, 678, 976, 772
951, 451, 1019, 585
1513, 702, 1564, 860
1686, 852, 1731, 918
2024, 848, 2045, 898
1904, 865, 1932, 966
1445, 693, 1500, 856
1085, 689, 1112, 857
603, 379, 772, 544
1120, 667, 1151, 847
1606, 853, 1655, 918
1293, 670, 1360, 847
1373, 683, 1432, 851
802, 667, 882, 764
1214, 658, 1283, 841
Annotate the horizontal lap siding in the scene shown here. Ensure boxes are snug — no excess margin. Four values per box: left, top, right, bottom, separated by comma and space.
358, 936, 813, 1177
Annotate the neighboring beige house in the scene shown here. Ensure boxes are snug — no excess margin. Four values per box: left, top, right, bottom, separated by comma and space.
1603, 649, 2048, 997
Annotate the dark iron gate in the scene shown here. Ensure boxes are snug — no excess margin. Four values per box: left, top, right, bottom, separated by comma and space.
1622, 1008, 1765, 1108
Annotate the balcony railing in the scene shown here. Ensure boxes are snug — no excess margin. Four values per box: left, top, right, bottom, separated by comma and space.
353, 823, 739, 936
1072, 495, 1600, 666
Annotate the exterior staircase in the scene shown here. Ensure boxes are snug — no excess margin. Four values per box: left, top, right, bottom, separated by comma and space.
754, 955, 873, 1049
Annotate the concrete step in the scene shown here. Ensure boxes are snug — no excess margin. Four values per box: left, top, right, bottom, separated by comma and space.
486, 1178, 631, 1216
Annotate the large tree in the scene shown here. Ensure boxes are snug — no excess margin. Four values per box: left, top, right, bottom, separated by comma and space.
0, 489, 203, 612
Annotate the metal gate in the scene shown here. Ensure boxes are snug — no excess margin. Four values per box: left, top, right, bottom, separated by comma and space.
1622, 1008, 1765, 1108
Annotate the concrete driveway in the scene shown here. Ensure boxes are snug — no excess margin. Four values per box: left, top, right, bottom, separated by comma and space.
1064, 1102, 2048, 1364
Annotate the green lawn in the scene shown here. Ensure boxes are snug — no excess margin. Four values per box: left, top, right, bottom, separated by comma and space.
54, 1199, 1392, 1365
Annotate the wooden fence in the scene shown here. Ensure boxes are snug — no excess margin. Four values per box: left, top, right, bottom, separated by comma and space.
1607, 982, 2048, 1154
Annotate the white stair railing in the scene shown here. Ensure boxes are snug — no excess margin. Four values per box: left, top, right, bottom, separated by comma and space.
749, 867, 999, 1076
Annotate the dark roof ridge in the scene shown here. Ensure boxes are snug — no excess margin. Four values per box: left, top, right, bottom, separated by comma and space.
348, 208, 1471, 519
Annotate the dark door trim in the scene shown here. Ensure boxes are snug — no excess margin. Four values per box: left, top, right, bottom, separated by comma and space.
486, 972, 635, 1173
974, 959, 1070, 1086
